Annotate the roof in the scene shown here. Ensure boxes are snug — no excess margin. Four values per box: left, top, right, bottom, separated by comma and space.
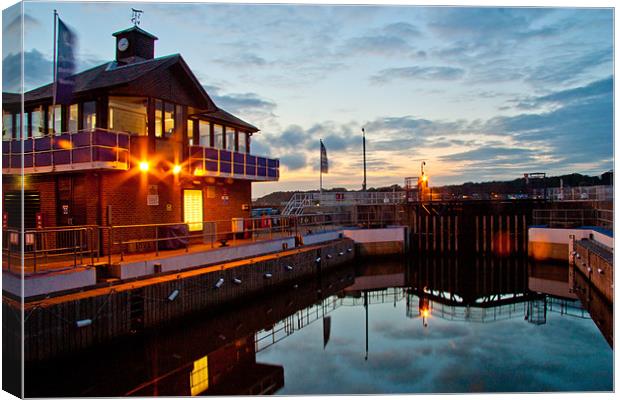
112, 25, 158, 40
199, 108, 259, 133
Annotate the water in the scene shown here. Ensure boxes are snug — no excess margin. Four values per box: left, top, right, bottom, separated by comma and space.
25, 255, 613, 396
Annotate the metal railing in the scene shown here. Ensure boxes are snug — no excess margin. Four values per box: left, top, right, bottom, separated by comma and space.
2, 128, 131, 173
533, 209, 613, 230
541, 185, 614, 202
282, 191, 407, 215
2, 225, 100, 274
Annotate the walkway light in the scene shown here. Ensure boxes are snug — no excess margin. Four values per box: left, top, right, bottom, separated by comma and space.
172, 164, 182, 175
264, 273, 273, 279
285, 265, 293, 271
76, 319, 92, 328
139, 161, 150, 172
233, 277, 242, 284
168, 289, 179, 301
214, 278, 225, 288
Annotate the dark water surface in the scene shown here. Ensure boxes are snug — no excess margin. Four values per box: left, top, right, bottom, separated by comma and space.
25, 255, 613, 396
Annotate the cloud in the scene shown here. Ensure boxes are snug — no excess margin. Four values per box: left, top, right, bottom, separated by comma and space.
2, 49, 52, 92
279, 153, 308, 171
371, 66, 465, 84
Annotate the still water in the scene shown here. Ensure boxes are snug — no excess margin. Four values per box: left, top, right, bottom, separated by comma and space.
26, 255, 613, 396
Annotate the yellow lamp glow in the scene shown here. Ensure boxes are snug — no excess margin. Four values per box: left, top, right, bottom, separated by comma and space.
422, 175, 428, 182
139, 161, 150, 172
173, 164, 182, 175
194, 168, 204, 177
421, 308, 430, 318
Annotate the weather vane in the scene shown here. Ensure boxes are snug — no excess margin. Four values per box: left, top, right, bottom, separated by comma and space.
131, 8, 143, 26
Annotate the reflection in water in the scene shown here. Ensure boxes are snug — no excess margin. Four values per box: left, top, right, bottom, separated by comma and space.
25, 255, 613, 396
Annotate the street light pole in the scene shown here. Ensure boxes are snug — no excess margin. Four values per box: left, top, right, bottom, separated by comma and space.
362, 128, 367, 192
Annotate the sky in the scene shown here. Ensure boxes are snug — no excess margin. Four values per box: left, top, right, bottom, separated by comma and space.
2, 1, 614, 197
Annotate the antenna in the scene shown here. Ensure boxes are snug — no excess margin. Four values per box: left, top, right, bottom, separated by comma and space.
131, 8, 143, 26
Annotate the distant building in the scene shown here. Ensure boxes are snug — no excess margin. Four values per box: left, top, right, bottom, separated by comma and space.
2, 25, 279, 245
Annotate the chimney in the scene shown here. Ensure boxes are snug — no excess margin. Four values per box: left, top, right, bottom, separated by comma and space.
112, 26, 158, 64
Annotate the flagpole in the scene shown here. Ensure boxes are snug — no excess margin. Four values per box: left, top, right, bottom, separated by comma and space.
319, 139, 323, 204
51, 9, 58, 135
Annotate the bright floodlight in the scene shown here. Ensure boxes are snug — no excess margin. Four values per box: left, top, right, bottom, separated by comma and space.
172, 164, 182, 175
139, 161, 149, 172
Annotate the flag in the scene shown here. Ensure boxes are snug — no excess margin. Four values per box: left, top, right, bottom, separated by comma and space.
320, 140, 328, 174
55, 18, 77, 105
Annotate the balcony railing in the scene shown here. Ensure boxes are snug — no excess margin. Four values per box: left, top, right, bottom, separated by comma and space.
188, 145, 279, 181
2, 128, 131, 173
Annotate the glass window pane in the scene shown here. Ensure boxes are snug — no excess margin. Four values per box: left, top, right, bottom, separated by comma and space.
164, 102, 175, 137
214, 124, 224, 149
24, 113, 29, 138
187, 119, 194, 146
238, 131, 247, 153
226, 127, 235, 151
199, 120, 210, 147
15, 113, 21, 139
68, 104, 78, 132
82, 101, 97, 130
48, 104, 62, 135
183, 189, 203, 232
3, 111, 13, 140
31, 107, 44, 137
108, 96, 148, 135
155, 99, 163, 138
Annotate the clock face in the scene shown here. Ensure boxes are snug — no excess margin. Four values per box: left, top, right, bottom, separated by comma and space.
118, 38, 129, 52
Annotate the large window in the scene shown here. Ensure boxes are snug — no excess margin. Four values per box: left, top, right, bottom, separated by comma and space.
187, 119, 195, 145
199, 120, 210, 147
82, 101, 97, 130
3, 111, 13, 140
68, 104, 78, 132
238, 131, 248, 153
164, 102, 175, 137
154, 99, 163, 138
31, 107, 44, 137
154, 99, 177, 138
214, 124, 224, 149
48, 104, 61, 134
225, 127, 235, 151
183, 189, 203, 232
108, 96, 148, 135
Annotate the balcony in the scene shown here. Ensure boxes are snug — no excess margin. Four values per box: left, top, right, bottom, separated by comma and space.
188, 145, 279, 181
2, 129, 131, 174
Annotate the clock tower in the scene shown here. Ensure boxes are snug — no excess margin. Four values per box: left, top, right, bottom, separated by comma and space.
112, 26, 158, 64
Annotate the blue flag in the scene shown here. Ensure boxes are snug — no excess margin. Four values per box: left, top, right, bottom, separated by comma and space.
56, 18, 76, 105
320, 140, 328, 174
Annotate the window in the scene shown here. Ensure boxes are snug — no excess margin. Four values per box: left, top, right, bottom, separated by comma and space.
23, 113, 29, 138
187, 119, 194, 145
226, 127, 236, 151
15, 113, 21, 139
31, 107, 44, 137
238, 131, 247, 153
3, 111, 13, 140
189, 356, 209, 396
199, 120, 210, 147
214, 124, 224, 149
164, 102, 175, 137
108, 96, 148, 135
68, 104, 78, 132
183, 189, 203, 232
82, 101, 97, 130
48, 104, 62, 134
154, 99, 163, 138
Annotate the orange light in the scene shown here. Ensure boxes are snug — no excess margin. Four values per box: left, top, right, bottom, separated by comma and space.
194, 168, 205, 176
422, 175, 428, 182
173, 164, 182, 175
421, 308, 430, 318
139, 161, 150, 172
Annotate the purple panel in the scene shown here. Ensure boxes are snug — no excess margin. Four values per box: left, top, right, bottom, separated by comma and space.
117, 134, 129, 148
53, 134, 72, 150
257, 157, 267, 167
117, 149, 128, 164
72, 148, 91, 163
10, 141, 21, 153
34, 137, 52, 151
93, 130, 117, 147
53, 150, 70, 164
220, 162, 231, 173
268, 168, 277, 178
23, 154, 33, 167
2, 154, 8, 168
205, 160, 218, 172
189, 146, 204, 158
10, 154, 20, 167
72, 132, 91, 147
257, 166, 266, 176
234, 163, 244, 174
2, 141, 9, 154
35, 152, 52, 166
93, 147, 116, 162
190, 159, 202, 170
245, 164, 256, 175
268, 159, 278, 168
24, 139, 34, 153
246, 155, 256, 165
205, 148, 218, 160
220, 150, 231, 162
233, 153, 244, 163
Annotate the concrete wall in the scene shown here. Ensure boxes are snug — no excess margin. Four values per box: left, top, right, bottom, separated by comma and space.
528, 227, 613, 261
4, 268, 97, 298
342, 227, 405, 256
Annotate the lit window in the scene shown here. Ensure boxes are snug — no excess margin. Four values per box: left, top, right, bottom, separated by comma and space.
238, 131, 247, 153
155, 99, 163, 138
183, 189, 203, 232
82, 101, 97, 130
30, 107, 45, 138
48, 104, 62, 135
187, 119, 194, 145
2, 111, 13, 140
226, 127, 235, 151
189, 356, 209, 396
108, 96, 148, 135
68, 104, 78, 132
164, 102, 175, 137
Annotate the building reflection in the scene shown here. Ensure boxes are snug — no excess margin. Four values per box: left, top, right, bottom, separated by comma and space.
571, 265, 613, 348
